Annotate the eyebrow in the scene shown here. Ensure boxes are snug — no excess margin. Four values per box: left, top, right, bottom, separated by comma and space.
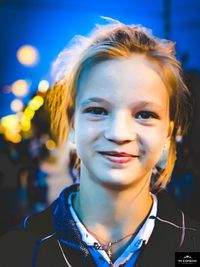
135, 101, 165, 111
79, 97, 165, 111
79, 97, 108, 108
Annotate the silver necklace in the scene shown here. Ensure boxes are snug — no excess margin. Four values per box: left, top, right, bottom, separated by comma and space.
57, 234, 134, 267
57, 240, 73, 267
89, 229, 135, 258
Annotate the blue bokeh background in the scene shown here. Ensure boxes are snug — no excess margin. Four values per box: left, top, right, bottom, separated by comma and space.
0, 0, 200, 117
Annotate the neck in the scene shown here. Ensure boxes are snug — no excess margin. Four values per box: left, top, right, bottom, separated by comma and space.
73, 173, 152, 243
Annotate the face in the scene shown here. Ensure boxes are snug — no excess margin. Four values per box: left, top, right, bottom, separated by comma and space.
72, 54, 172, 189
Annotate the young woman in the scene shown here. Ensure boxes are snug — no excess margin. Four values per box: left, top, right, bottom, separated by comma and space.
1, 20, 200, 267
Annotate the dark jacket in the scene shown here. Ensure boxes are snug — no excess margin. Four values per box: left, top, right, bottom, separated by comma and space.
0, 184, 200, 267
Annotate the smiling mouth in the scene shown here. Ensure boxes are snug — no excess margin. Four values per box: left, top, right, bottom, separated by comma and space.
98, 151, 138, 164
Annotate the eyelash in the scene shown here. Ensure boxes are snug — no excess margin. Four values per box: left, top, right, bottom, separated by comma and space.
135, 111, 159, 120
83, 107, 159, 120
84, 107, 108, 116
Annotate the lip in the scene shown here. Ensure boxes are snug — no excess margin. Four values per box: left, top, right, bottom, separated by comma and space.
98, 151, 138, 164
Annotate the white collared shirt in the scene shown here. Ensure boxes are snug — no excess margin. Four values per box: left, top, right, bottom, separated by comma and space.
68, 192, 157, 266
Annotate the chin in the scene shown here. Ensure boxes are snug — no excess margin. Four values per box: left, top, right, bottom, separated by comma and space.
96, 174, 138, 191
100, 180, 133, 191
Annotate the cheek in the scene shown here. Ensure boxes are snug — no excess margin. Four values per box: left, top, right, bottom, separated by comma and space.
139, 127, 167, 156
74, 117, 101, 150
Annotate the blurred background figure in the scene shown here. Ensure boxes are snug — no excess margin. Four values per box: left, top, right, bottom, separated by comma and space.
0, 101, 77, 235
40, 140, 78, 205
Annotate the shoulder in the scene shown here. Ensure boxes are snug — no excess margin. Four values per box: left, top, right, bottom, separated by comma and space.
0, 200, 57, 266
156, 190, 200, 229
0, 203, 53, 240
0, 228, 35, 266
0, 184, 80, 266
155, 190, 200, 251
181, 213, 200, 251
24, 202, 55, 238
23, 183, 79, 238
0, 183, 79, 246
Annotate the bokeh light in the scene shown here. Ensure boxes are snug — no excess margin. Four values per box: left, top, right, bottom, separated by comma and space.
28, 95, 44, 111
38, 80, 49, 93
20, 115, 31, 132
5, 130, 22, 143
17, 45, 39, 67
1, 114, 19, 129
46, 139, 56, 151
24, 107, 35, 119
12, 79, 29, 97
2, 85, 12, 94
10, 99, 24, 112
1, 114, 22, 142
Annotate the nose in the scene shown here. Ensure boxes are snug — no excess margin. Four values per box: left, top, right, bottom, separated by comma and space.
104, 111, 136, 144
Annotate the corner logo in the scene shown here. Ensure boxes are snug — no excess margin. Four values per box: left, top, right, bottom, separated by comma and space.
175, 252, 200, 266
183, 255, 192, 259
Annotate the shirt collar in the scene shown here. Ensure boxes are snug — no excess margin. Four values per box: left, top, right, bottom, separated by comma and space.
68, 192, 157, 260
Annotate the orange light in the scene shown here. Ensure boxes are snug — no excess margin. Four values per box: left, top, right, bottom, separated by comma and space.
5, 130, 22, 143
17, 45, 39, 67
1, 115, 22, 143
46, 139, 56, 150
12, 79, 29, 97
10, 99, 24, 112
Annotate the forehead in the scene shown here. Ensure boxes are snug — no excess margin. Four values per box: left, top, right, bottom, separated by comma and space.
77, 55, 169, 108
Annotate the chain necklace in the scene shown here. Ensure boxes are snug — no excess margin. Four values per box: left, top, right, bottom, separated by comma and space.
57, 231, 136, 266
88, 229, 135, 258
57, 240, 72, 267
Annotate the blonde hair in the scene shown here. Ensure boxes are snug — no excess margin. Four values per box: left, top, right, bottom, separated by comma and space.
46, 19, 191, 191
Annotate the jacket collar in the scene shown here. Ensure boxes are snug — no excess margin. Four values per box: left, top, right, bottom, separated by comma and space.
52, 183, 82, 244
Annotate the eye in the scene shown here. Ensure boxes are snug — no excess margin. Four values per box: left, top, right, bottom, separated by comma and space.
135, 111, 159, 120
84, 107, 108, 116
